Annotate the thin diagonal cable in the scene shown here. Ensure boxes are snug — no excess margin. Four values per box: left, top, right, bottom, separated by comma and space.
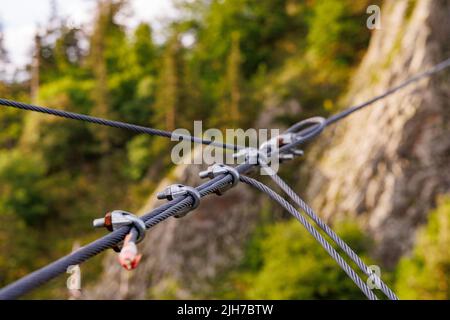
260, 164, 398, 300
326, 57, 450, 126
240, 175, 378, 300
0, 98, 242, 152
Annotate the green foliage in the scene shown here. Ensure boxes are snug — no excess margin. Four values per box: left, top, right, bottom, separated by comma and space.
0, 150, 48, 225
132, 23, 157, 75
126, 135, 153, 180
154, 34, 182, 131
396, 196, 450, 299
307, 0, 371, 65
220, 220, 373, 299
0, 107, 22, 149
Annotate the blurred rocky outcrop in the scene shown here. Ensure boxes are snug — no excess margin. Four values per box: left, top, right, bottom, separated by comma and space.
305, 0, 450, 267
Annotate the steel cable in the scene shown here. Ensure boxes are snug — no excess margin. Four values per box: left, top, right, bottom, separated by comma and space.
260, 164, 398, 300
0, 98, 242, 152
240, 175, 378, 300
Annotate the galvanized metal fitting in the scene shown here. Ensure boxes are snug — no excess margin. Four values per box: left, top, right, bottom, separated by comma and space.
156, 184, 201, 218
259, 133, 304, 162
93, 210, 146, 243
259, 133, 295, 152
232, 147, 269, 165
199, 164, 240, 195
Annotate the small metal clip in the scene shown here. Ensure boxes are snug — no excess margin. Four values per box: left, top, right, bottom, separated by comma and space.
259, 133, 304, 163
93, 210, 146, 243
93, 210, 147, 268
259, 133, 295, 153
232, 148, 268, 165
199, 164, 240, 195
156, 184, 201, 218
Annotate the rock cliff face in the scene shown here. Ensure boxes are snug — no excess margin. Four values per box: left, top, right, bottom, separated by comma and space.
86, 0, 449, 298
305, 0, 450, 267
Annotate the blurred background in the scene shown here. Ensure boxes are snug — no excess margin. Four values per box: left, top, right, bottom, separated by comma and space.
0, 0, 448, 299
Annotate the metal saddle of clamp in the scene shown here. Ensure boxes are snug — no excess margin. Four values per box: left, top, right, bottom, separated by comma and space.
156, 184, 201, 218
259, 133, 304, 162
93, 210, 146, 252
199, 164, 240, 195
232, 147, 269, 165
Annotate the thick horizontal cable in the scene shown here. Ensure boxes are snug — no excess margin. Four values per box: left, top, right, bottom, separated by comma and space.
0, 98, 242, 152
240, 175, 378, 300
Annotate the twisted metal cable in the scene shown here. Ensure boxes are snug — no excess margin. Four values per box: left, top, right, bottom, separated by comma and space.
326, 57, 450, 126
0, 98, 242, 152
261, 164, 398, 300
240, 175, 378, 300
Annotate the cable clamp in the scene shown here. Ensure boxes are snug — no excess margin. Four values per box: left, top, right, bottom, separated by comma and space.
232, 147, 269, 165
93, 210, 146, 270
156, 184, 201, 218
259, 133, 304, 162
199, 164, 240, 195
93, 210, 146, 242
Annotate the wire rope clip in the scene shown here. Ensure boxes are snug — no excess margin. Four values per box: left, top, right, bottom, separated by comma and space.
199, 164, 239, 195
259, 133, 304, 162
232, 147, 268, 165
93, 210, 146, 270
156, 184, 201, 218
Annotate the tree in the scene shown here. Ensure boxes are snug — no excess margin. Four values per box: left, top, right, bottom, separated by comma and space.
223, 31, 242, 126
54, 25, 85, 74
119, 23, 157, 126
0, 23, 23, 149
132, 23, 156, 76
0, 22, 8, 77
30, 34, 41, 103
154, 34, 183, 131
0, 21, 9, 96
89, 0, 128, 150
0, 150, 48, 225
